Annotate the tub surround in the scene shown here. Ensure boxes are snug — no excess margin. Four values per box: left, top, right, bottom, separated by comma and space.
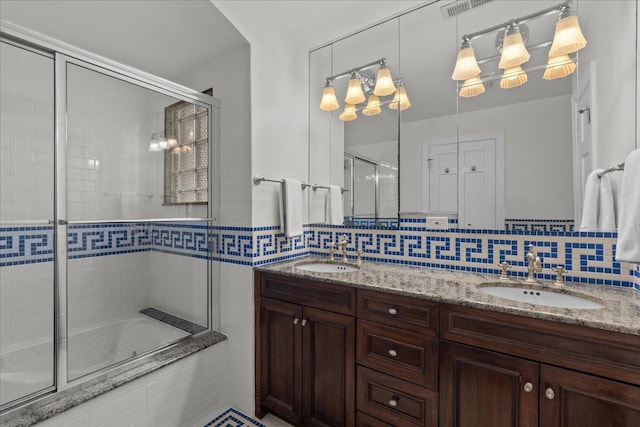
0, 331, 226, 427
256, 256, 638, 336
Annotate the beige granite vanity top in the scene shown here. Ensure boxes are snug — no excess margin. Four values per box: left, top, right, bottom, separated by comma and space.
256, 256, 639, 336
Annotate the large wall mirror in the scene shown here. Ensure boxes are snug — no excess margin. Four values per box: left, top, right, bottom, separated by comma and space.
309, 0, 638, 232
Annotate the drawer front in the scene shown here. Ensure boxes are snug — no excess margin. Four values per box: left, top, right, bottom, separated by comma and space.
357, 366, 438, 427
441, 304, 640, 386
357, 320, 438, 389
258, 272, 356, 315
357, 289, 438, 335
357, 411, 395, 427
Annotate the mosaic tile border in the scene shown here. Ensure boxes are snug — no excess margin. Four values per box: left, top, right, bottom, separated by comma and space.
2, 224, 637, 291
204, 408, 266, 427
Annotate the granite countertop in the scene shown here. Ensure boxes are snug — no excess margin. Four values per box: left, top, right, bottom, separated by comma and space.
256, 256, 639, 336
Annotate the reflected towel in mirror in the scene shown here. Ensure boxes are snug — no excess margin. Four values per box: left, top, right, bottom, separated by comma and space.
615, 149, 640, 263
282, 178, 303, 238
580, 168, 616, 231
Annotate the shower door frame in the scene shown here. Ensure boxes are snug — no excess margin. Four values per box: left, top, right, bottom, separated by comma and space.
1, 20, 220, 409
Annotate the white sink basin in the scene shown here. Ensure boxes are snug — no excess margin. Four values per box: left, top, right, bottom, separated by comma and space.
479, 285, 604, 309
295, 262, 360, 273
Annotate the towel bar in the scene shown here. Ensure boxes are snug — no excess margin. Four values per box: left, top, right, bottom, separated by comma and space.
253, 175, 310, 189
312, 184, 348, 193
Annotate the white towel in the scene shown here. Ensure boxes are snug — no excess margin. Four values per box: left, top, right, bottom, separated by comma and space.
615, 149, 640, 263
598, 172, 616, 231
282, 178, 303, 238
580, 169, 604, 231
579, 168, 617, 231
326, 185, 344, 225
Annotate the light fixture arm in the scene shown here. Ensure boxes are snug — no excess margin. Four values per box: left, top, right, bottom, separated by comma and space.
325, 57, 389, 83
461, 0, 571, 42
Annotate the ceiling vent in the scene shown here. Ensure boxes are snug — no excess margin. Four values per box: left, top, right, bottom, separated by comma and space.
441, 0, 494, 20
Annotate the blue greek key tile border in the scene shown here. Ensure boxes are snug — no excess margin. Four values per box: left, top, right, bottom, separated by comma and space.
0, 226, 54, 267
2, 223, 637, 292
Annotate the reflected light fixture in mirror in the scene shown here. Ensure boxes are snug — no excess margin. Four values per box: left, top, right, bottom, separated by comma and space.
318, 57, 409, 121
451, 0, 586, 97
389, 80, 411, 110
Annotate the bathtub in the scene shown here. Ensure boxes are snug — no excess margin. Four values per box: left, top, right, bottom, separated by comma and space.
0, 315, 190, 406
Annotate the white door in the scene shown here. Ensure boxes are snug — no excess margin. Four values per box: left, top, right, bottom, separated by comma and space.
574, 61, 596, 226
458, 139, 497, 229
425, 142, 458, 213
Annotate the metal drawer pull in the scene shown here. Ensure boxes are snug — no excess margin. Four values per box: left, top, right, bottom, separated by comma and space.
388, 396, 399, 407
545, 387, 555, 400
301, 319, 308, 326
523, 382, 533, 393
388, 349, 398, 357
294, 318, 300, 325
387, 308, 398, 315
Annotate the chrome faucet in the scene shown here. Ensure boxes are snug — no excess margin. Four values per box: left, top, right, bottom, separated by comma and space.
526, 245, 542, 283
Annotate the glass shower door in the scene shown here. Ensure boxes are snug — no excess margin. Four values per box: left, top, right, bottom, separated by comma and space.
0, 40, 56, 408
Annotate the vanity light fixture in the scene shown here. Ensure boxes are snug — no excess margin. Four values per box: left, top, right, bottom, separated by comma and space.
389, 80, 411, 110
459, 75, 486, 97
451, 0, 586, 97
319, 57, 409, 121
362, 94, 382, 116
319, 80, 340, 111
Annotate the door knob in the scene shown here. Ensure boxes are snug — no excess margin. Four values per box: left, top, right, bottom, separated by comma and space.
545, 387, 555, 400
388, 397, 399, 407
387, 308, 397, 315
523, 382, 533, 393
293, 318, 299, 325
388, 349, 398, 357
301, 319, 308, 326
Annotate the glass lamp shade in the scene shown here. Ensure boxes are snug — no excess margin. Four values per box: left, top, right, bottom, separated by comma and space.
549, 15, 587, 57
148, 142, 161, 152
459, 76, 485, 97
500, 65, 528, 89
319, 85, 340, 111
451, 46, 481, 81
373, 66, 396, 96
345, 77, 366, 104
543, 55, 576, 80
362, 95, 382, 116
339, 103, 357, 121
389, 86, 411, 110
498, 32, 531, 69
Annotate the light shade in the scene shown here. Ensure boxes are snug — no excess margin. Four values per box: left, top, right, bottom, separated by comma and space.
345, 74, 366, 104
500, 65, 528, 89
459, 76, 485, 98
148, 142, 161, 152
451, 43, 481, 81
543, 55, 576, 80
339, 103, 357, 121
389, 84, 410, 110
373, 64, 396, 96
498, 29, 531, 69
362, 95, 382, 116
549, 14, 587, 57
319, 82, 340, 111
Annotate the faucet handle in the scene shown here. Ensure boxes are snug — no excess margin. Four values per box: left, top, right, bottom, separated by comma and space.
356, 250, 363, 265
551, 265, 568, 285
497, 262, 511, 280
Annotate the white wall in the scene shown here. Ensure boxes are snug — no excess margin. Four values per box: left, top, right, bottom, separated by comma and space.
401, 95, 574, 219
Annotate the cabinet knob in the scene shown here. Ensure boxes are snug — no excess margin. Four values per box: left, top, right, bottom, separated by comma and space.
545, 387, 555, 400
293, 318, 300, 325
388, 397, 399, 407
523, 382, 533, 393
301, 319, 308, 327
388, 349, 398, 357
387, 308, 398, 315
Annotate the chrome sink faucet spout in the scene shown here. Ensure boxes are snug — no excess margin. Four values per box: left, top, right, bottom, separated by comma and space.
526, 245, 542, 283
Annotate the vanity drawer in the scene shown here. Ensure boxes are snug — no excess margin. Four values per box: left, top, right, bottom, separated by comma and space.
357, 411, 395, 427
357, 289, 438, 335
258, 272, 356, 315
357, 366, 438, 427
357, 320, 438, 389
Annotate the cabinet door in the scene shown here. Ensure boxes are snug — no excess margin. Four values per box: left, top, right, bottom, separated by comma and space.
258, 298, 303, 425
440, 342, 538, 427
302, 306, 356, 427
540, 364, 640, 427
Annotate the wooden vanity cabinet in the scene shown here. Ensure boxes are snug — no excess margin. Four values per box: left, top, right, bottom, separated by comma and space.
255, 272, 356, 427
439, 304, 640, 427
